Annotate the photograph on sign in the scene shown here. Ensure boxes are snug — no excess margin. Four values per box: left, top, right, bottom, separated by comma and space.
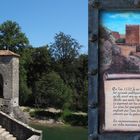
100, 11, 140, 132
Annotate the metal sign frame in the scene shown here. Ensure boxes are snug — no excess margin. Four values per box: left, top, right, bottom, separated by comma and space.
88, 0, 140, 139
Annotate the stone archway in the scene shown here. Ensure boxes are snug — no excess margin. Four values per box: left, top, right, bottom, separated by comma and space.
0, 74, 3, 98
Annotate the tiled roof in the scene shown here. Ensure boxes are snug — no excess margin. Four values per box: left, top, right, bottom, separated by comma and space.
0, 50, 20, 57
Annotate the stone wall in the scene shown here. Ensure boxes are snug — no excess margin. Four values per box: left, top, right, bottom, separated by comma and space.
0, 56, 19, 114
126, 25, 140, 45
0, 111, 42, 140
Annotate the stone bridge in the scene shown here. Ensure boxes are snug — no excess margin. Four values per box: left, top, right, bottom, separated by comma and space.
0, 51, 42, 140
0, 111, 42, 140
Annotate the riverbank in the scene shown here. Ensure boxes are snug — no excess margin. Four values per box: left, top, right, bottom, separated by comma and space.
21, 106, 87, 127
21, 106, 87, 140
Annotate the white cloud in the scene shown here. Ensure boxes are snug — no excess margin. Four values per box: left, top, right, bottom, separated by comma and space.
109, 12, 140, 19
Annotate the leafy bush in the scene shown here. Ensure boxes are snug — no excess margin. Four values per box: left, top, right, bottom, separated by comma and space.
62, 109, 87, 126
61, 109, 71, 119
23, 108, 30, 112
29, 109, 87, 126
63, 114, 87, 126
34, 71, 73, 109
29, 110, 62, 120
116, 38, 125, 44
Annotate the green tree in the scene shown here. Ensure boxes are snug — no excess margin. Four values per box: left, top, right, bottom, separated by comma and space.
50, 32, 82, 63
34, 71, 73, 109
50, 32, 82, 84
19, 47, 33, 105
0, 20, 29, 52
27, 46, 51, 87
73, 54, 88, 111
49, 32, 88, 111
25, 46, 53, 106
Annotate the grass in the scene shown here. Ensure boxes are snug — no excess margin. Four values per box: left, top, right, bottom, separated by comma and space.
31, 124, 87, 140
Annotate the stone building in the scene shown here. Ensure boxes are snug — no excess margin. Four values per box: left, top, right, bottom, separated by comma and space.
0, 50, 42, 140
0, 50, 19, 114
111, 31, 120, 40
126, 25, 140, 45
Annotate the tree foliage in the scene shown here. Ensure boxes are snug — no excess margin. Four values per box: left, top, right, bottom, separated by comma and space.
0, 21, 87, 112
34, 71, 73, 109
50, 32, 82, 63
50, 32, 83, 86
19, 47, 33, 105
0, 20, 29, 52
116, 38, 125, 44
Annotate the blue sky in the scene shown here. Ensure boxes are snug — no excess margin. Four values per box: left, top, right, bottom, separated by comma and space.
0, 0, 88, 53
100, 11, 140, 34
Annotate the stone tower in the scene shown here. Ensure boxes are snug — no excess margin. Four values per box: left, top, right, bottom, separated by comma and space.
0, 50, 19, 114
126, 25, 140, 45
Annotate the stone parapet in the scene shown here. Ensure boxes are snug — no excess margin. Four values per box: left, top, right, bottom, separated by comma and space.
0, 111, 42, 140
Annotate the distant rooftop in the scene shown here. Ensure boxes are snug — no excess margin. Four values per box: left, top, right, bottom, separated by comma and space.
0, 50, 20, 57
